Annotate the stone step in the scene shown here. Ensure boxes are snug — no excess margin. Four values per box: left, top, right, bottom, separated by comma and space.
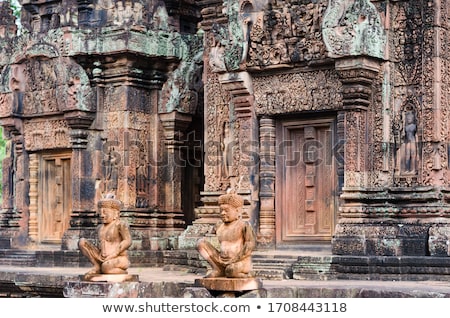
252, 254, 298, 280
0, 249, 37, 266
292, 256, 335, 280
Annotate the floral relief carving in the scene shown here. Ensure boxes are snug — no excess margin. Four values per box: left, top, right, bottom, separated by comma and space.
253, 70, 342, 115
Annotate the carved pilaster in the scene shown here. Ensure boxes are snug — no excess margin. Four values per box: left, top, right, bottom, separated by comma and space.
217, 71, 256, 190
217, 71, 258, 224
63, 110, 96, 249
159, 110, 192, 231
28, 153, 38, 243
336, 57, 381, 189
258, 117, 276, 247
0, 123, 22, 236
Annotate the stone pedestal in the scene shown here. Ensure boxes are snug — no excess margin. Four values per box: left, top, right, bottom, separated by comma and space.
64, 275, 140, 298
81, 274, 139, 283
195, 277, 262, 292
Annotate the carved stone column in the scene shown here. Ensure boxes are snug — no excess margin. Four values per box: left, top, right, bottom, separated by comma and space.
0, 122, 25, 248
336, 57, 381, 191
333, 57, 383, 255
159, 111, 192, 235
178, 71, 257, 249
11, 136, 28, 247
62, 110, 96, 250
28, 153, 38, 243
258, 117, 276, 247
218, 71, 258, 224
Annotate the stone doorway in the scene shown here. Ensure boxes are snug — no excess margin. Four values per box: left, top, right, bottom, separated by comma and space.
38, 152, 72, 244
276, 117, 337, 244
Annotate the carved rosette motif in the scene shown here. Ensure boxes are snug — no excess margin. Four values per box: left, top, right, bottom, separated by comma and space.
252, 70, 342, 116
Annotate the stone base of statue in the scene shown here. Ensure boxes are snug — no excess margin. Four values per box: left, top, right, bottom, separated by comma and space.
64, 275, 140, 298
195, 277, 263, 292
81, 273, 139, 283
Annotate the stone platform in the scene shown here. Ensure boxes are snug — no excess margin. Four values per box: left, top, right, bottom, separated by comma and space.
1, 265, 450, 298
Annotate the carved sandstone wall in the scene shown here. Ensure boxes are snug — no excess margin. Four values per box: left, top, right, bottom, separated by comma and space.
0, 0, 203, 250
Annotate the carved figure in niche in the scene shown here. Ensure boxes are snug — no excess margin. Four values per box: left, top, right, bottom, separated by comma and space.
78, 194, 132, 275
136, 153, 148, 193
221, 121, 235, 179
397, 107, 418, 174
208, 25, 227, 72
197, 189, 256, 278
104, 148, 119, 193
395, 107, 418, 176
403, 110, 418, 173
136, 152, 149, 208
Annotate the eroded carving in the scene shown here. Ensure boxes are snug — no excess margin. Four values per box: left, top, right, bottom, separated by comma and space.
322, 0, 386, 59
247, 1, 328, 68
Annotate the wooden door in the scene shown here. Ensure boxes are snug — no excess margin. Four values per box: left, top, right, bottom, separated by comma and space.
276, 118, 336, 243
39, 153, 72, 243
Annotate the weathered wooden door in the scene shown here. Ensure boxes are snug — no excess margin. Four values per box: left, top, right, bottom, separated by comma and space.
276, 118, 336, 243
39, 153, 72, 243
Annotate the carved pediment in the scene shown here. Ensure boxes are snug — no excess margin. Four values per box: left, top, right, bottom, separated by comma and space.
1, 56, 94, 117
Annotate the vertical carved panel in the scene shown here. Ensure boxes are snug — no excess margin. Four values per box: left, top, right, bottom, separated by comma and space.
258, 117, 276, 245
204, 72, 231, 192
344, 111, 362, 187
335, 57, 381, 188
28, 153, 39, 243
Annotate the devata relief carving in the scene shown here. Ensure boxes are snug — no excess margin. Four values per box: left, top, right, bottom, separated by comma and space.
393, 100, 421, 181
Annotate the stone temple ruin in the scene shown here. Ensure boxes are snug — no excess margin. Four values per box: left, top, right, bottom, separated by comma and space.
0, 0, 450, 281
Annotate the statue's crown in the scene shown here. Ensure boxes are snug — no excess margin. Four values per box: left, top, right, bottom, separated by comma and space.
218, 189, 244, 208
98, 193, 122, 210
